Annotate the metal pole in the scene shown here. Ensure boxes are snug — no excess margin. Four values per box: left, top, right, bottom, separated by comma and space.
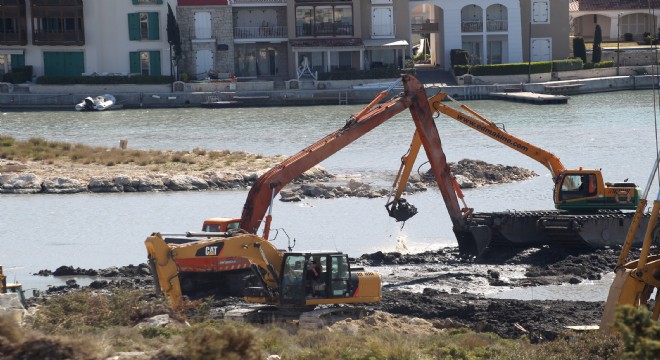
528, 21, 532, 83
617, 13, 621, 76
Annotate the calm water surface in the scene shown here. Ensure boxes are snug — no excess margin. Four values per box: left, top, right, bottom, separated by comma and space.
2, 90, 659, 299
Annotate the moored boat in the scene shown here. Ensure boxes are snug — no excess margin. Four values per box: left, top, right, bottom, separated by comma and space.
75, 94, 116, 111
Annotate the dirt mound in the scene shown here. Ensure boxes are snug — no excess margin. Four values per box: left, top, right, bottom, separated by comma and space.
375, 289, 602, 341
443, 158, 537, 186
329, 311, 440, 335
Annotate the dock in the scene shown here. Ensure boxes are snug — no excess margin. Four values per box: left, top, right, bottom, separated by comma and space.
489, 91, 569, 104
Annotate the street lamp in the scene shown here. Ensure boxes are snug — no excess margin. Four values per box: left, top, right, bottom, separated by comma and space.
617, 13, 621, 76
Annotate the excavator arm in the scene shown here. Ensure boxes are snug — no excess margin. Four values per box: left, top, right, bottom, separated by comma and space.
239, 76, 470, 239
428, 92, 566, 181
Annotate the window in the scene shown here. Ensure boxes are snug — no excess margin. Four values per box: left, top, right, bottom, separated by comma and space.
128, 12, 159, 40
295, 4, 353, 37
532, 0, 549, 24
129, 50, 161, 75
371, 6, 393, 37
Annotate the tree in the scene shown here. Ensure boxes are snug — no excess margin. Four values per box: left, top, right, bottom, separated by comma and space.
166, 3, 182, 81
592, 24, 602, 63
573, 37, 587, 63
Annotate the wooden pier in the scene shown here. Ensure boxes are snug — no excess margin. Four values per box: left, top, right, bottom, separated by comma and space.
489, 91, 569, 104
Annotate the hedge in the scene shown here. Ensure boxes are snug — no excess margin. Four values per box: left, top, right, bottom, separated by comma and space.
469, 61, 552, 76
551, 58, 583, 72
453, 65, 470, 76
7, 66, 33, 84
317, 68, 415, 81
36, 75, 173, 85
583, 61, 614, 69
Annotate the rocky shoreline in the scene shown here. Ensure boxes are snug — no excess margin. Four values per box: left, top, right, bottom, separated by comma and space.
1, 158, 536, 198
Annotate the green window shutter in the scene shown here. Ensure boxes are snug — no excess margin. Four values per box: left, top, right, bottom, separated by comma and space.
132, 0, 139, 5
128, 13, 140, 40
157, 0, 163, 4
148, 12, 159, 40
129, 51, 141, 73
11, 54, 25, 67
149, 51, 161, 75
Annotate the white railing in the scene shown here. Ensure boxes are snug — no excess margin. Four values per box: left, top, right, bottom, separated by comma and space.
234, 26, 287, 39
487, 20, 507, 32
461, 20, 483, 32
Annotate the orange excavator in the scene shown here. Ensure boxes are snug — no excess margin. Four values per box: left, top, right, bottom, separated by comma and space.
145, 75, 484, 307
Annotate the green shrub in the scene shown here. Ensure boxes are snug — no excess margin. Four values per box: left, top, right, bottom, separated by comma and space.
592, 24, 603, 63
573, 37, 587, 63
551, 58, 584, 72
36, 75, 173, 85
594, 60, 615, 68
450, 49, 470, 67
469, 61, 551, 76
8, 66, 33, 84
453, 65, 470, 76
614, 305, 660, 359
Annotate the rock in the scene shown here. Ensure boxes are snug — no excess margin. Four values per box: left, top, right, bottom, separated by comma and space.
568, 277, 581, 284
164, 175, 209, 191
136, 175, 167, 192
89, 176, 123, 192
41, 177, 86, 194
89, 280, 109, 289
0, 173, 42, 194
0, 293, 27, 323
134, 314, 172, 329
454, 174, 475, 188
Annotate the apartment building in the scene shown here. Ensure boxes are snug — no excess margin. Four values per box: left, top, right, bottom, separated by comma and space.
570, 0, 660, 41
410, 0, 569, 70
0, 0, 176, 79
287, 0, 410, 79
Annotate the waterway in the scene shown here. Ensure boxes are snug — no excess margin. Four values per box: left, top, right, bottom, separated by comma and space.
1, 89, 659, 299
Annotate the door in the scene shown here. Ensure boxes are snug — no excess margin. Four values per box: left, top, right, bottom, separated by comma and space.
531, 38, 551, 61
280, 255, 306, 305
43, 52, 84, 76
195, 49, 213, 79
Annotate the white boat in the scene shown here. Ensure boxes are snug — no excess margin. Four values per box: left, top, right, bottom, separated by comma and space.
75, 94, 116, 111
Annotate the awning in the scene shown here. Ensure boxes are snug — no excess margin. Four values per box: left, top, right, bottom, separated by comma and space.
363, 39, 409, 49
0, 49, 24, 55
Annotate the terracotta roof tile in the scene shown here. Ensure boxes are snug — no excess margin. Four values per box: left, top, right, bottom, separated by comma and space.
570, 0, 660, 12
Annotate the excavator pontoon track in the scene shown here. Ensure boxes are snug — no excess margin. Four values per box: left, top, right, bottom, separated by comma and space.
457, 210, 658, 255
225, 304, 372, 329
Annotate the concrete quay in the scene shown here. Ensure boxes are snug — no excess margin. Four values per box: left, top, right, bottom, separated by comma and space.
0, 72, 658, 110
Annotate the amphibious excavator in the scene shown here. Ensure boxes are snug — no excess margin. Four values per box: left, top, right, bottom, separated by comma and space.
0, 265, 26, 306
146, 75, 483, 314
414, 92, 647, 255
600, 151, 660, 330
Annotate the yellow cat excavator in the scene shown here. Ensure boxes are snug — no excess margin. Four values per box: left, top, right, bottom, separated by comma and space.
600, 151, 660, 330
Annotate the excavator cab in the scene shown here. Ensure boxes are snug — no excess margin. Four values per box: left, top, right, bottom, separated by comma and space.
202, 217, 241, 232
554, 170, 640, 211
276, 252, 369, 306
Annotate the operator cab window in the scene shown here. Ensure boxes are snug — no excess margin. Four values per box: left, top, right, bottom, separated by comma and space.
227, 221, 240, 230
560, 174, 596, 200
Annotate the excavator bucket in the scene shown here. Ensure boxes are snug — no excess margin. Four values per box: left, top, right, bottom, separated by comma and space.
454, 225, 492, 257
600, 266, 652, 331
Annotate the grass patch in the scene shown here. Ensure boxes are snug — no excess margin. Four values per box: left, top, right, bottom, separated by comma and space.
0, 136, 271, 170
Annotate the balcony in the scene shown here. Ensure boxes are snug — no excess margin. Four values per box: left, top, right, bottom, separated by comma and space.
411, 22, 439, 33
234, 26, 287, 39
296, 23, 353, 37
461, 20, 483, 32
487, 20, 507, 32
0, 30, 27, 46
33, 30, 84, 45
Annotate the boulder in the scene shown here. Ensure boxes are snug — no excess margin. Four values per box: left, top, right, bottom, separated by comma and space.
0, 173, 42, 194
41, 177, 86, 194
89, 176, 123, 192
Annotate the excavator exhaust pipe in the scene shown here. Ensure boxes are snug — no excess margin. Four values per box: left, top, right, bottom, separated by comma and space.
454, 225, 492, 257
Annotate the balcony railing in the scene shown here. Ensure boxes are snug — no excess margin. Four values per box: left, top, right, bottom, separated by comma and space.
411, 22, 438, 33
296, 23, 353, 37
234, 26, 287, 39
461, 20, 483, 32
0, 31, 27, 46
32, 30, 84, 45
487, 20, 507, 32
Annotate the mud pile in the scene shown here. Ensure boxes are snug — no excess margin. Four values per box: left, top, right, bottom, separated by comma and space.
31, 245, 632, 341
